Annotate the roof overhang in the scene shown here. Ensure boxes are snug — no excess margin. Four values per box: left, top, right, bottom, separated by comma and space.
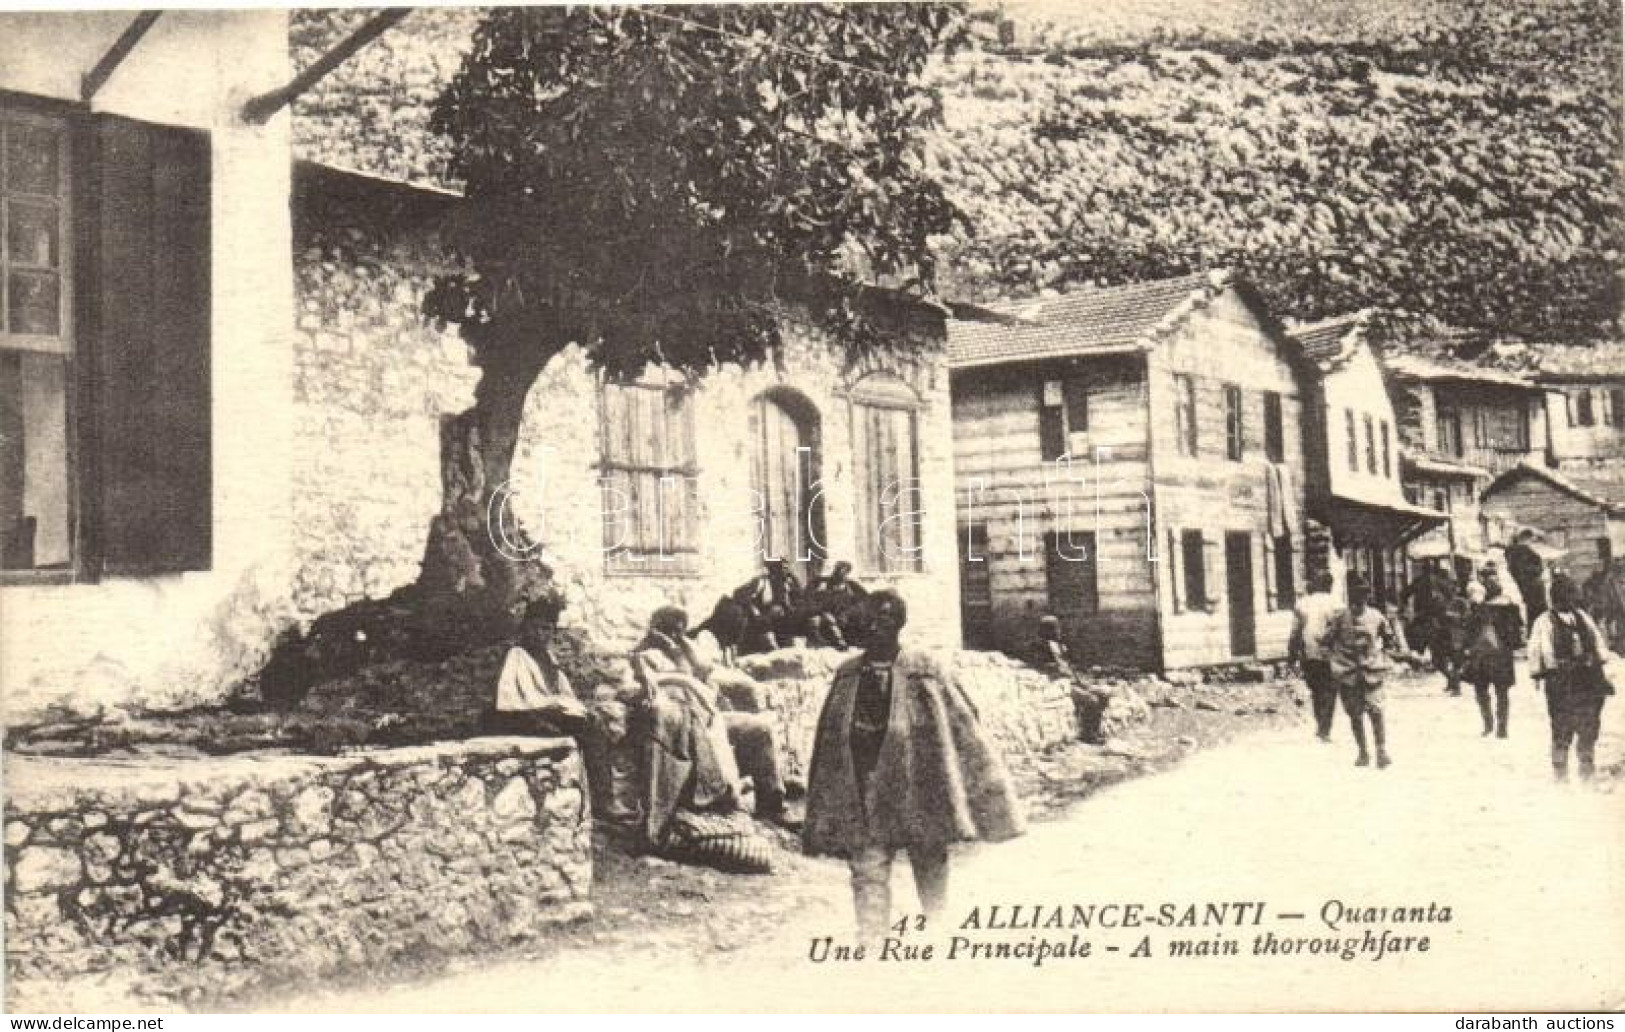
947, 341, 1146, 373
1401, 452, 1487, 480
1321, 494, 1448, 548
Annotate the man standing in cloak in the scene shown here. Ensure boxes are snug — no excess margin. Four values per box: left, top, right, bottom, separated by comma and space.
803, 590, 1025, 940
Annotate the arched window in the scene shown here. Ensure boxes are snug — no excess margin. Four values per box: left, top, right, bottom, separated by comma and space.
849, 373, 922, 573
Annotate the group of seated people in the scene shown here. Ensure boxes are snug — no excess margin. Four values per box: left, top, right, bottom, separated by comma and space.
723, 559, 870, 653
484, 568, 1113, 863
484, 589, 804, 861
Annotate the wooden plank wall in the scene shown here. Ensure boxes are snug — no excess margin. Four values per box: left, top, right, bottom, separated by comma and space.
1148, 291, 1308, 668
952, 354, 1159, 667
1481, 477, 1614, 585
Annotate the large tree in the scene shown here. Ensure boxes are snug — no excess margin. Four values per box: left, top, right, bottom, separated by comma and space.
415, 4, 963, 615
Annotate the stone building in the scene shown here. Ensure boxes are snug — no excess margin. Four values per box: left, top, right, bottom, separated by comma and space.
1, 10, 962, 724
1288, 312, 1443, 607
948, 270, 1310, 670
290, 162, 962, 653
1, 12, 298, 719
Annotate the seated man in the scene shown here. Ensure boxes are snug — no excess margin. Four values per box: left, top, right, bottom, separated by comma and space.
485, 595, 590, 738
803, 560, 868, 648
1027, 614, 1111, 746
631, 606, 797, 830
731, 559, 804, 652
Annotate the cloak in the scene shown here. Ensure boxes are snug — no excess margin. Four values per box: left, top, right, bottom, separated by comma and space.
803, 648, 1025, 857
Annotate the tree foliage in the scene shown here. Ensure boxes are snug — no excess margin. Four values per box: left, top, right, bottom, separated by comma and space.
425, 4, 965, 378
931, 0, 1623, 344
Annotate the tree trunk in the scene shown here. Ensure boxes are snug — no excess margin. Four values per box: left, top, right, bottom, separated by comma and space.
257, 343, 559, 709
417, 347, 555, 623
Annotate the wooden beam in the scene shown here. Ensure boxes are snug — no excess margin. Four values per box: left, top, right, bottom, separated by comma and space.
81, 11, 162, 102
241, 8, 412, 125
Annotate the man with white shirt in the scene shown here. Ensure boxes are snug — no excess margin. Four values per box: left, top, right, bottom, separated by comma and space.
1289, 570, 1341, 742
485, 595, 590, 736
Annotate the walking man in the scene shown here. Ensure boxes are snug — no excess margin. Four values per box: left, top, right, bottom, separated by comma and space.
1322, 573, 1401, 769
803, 590, 1024, 939
1529, 574, 1615, 781
1463, 565, 1524, 739
1506, 528, 1548, 629
1289, 570, 1340, 742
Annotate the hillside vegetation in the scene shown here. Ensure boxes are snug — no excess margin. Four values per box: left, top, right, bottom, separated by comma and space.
930, 0, 1622, 344
293, 2, 1623, 346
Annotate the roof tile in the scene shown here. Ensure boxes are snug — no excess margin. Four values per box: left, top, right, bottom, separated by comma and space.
948, 271, 1221, 369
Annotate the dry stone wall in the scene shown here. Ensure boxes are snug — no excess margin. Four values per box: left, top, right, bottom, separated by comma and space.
736, 647, 1149, 779
4, 738, 590, 1003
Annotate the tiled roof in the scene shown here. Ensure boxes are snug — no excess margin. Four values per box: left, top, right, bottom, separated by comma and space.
1287, 310, 1369, 371
1486, 462, 1625, 514
1384, 352, 1541, 391
947, 270, 1227, 369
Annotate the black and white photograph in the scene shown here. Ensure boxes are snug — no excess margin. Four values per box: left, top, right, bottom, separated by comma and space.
1, 0, 1622, 1015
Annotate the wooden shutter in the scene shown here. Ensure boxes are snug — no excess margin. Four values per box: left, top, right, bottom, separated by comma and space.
1064, 378, 1089, 434
1264, 391, 1283, 462
1167, 527, 1183, 613
1262, 533, 1277, 611
92, 115, 211, 575
1038, 380, 1065, 461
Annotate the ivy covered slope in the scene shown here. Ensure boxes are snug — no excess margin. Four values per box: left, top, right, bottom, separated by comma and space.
291, 3, 1623, 347
929, 0, 1623, 344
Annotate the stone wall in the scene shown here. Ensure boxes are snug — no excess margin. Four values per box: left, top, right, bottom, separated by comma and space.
735, 647, 1147, 779
4, 738, 591, 1004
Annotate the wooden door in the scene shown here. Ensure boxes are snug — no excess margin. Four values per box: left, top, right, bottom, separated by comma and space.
750, 392, 823, 584
1226, 531, 1256, 657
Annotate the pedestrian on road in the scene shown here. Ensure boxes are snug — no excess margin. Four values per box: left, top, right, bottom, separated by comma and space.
803, 590, 1025, 940
1289, 570, 1341, 742
1507, 528, 1548, 630
1463, 566, 1523, 739
1321, 573, 1400, 769
1529, 574, 1616, 782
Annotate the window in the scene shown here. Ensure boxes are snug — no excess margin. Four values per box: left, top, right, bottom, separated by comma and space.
1565, 391, 1578, 428
1380, 420, 1392, 479
851, 374, 922, 573
1223, 385, 1243, 461
1610, 388, 1625, 429
1044, 529, 1099, 618
1436, 406, 1463, 458
1345, 407, 1359, 471
1173, 373, 1197, 456
1576, 389, 1595, 427
1363, 414, 1377, 474
3, 109, 211, 578
1263, 390, 1284, 463
600, 379, 699, 572
1598, 388, 1617, 430
1481, 404, 1530, 452
3, 114, 72, 572
1181, 529, 1207, 609
1038, 377, 1088, 462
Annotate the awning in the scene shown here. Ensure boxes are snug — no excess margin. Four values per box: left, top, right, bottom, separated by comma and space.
1320, 494, 1449, 549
